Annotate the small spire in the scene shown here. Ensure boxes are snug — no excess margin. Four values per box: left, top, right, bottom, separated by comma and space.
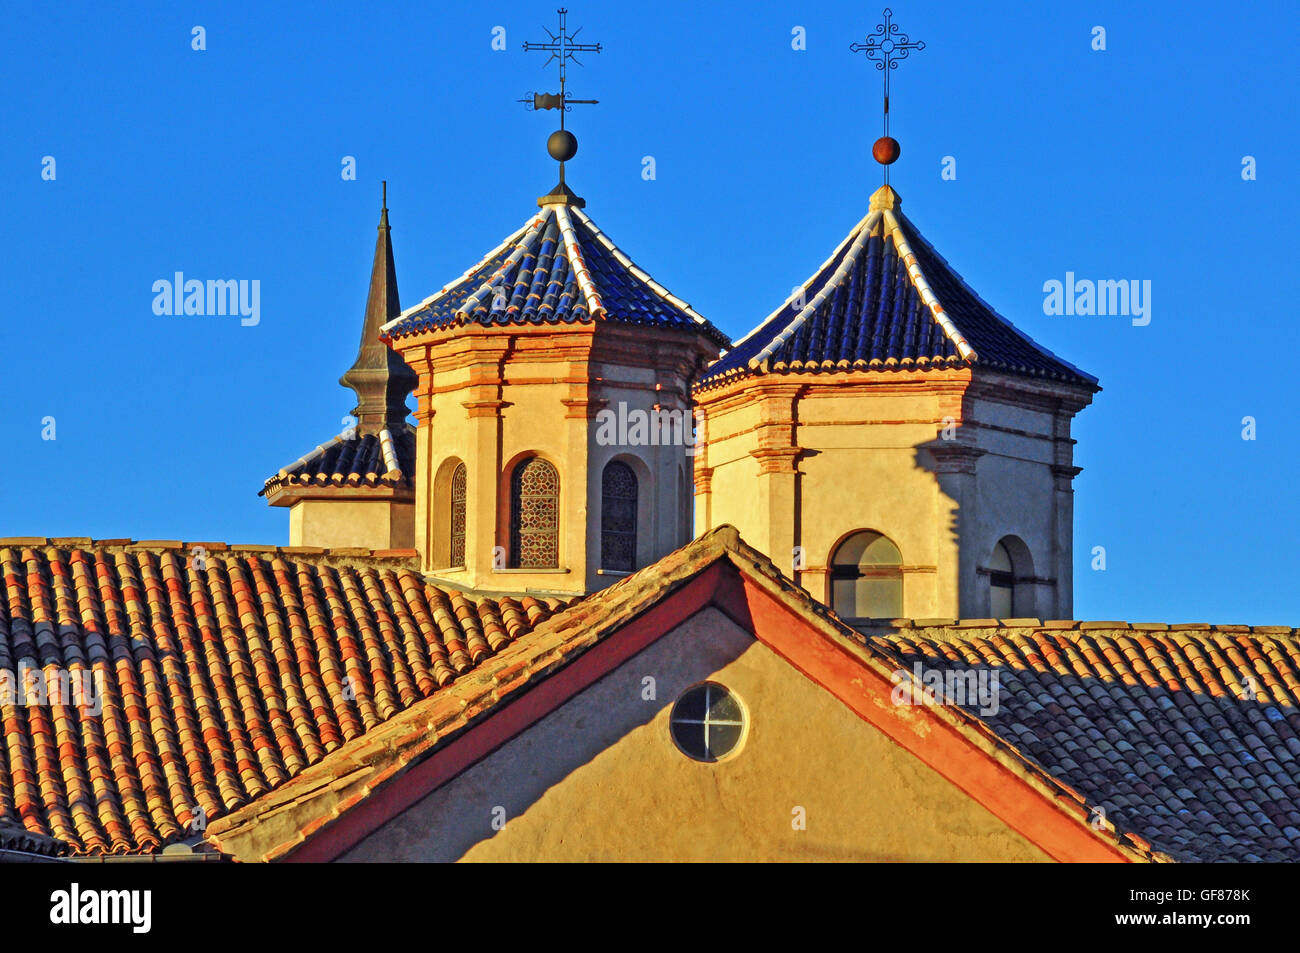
340, 182, 417, 430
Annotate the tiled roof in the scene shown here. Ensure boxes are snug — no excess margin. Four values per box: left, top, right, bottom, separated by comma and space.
379, 203, 728, 346
260, 425, 415, 497
697, 186, 1095, 389
871, 620, 1300, 862
205, 526, 772, 860
0, 820, 67, 859
0, 539, 570, 856
204, 526, 1154, 862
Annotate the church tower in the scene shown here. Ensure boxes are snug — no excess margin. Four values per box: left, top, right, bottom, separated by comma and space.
693, 14, 1098, 622
260, 186, 418, 549
694, 185, 1097, 622
381, 188, 725, 596
380, 12, 725, 597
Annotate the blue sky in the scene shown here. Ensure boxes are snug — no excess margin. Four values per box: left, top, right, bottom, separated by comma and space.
1, 0, 1296, 624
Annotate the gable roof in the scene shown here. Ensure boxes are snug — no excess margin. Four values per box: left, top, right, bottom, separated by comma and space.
877, 620, 1300, 862
379, 203, 728, 347
260, 424, 416, 499
204, 526, 1151, 863
697, 185, 1096, 390
0, 539, 570, 856
12, 528, 1294, 862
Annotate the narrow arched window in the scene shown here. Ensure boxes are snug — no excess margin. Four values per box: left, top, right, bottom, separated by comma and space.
509, 457, 559, 568
989, 540, 1014, 618
449, 463, 467, 567
830, 531, 903, 620
601, 461, 638, 572
989, 536, 1034, 618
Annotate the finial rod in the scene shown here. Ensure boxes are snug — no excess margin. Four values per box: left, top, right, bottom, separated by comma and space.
851, 8, 925, 186
522, 8, 601, 186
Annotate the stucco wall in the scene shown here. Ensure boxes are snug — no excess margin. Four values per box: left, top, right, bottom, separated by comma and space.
289, 499, 415, 549
341, 606, 1050, 862
695, 370, 1086, 620
403, 325, 709, 597
965, 389, 1068, 619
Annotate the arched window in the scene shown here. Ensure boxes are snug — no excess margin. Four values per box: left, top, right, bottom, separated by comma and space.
601, 460, 638, 572
509, 457, 559, 569
830, 531, 903, 620
449, 463, 467, 567
989, 536, 1034, 618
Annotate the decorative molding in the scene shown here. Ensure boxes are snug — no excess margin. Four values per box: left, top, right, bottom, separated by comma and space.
924, 442, 986, 474
749, 447, 802, 474
461, 399, 508, 419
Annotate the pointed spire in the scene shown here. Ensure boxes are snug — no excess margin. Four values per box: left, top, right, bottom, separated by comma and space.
340, 182, 418, 429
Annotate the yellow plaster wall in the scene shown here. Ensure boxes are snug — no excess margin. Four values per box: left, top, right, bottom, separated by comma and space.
341, 607, 1051, 862
405, 325, 711, 597
289, 499, 415, 549
695, 370, 1084, 619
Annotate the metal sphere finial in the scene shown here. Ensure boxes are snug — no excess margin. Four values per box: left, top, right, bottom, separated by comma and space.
548, 129, 578, 162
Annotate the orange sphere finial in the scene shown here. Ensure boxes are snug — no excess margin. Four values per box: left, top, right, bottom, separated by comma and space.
872, 136, 901, 165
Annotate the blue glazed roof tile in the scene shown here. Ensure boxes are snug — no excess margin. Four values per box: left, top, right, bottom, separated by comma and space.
381, 204, 728, 346
698, 186, 1096, 390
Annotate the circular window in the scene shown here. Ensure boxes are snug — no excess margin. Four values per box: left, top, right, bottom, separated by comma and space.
669, 682, 746, 762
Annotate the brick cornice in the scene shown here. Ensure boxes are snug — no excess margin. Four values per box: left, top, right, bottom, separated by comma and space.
461, 399, 508, 419
749, 447, 802, 474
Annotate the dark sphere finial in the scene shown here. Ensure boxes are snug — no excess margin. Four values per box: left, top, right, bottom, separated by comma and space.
873, 136, 901, 165
548, 129, 578, 163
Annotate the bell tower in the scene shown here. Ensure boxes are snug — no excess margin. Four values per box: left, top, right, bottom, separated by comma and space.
693, 13, 1097, 622
380, 12, 726, 596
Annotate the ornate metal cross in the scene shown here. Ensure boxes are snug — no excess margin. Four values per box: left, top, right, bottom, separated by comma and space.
850, 8, 925, 140
521, 7, 602, 128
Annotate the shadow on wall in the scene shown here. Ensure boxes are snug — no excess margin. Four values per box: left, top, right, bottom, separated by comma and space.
911, 434, 963, 554
341, 606, 756, 861
907, 425, 1042, 620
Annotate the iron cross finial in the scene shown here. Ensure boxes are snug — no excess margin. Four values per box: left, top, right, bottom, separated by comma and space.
520, 8, 602, 129
851, 8, 926, 184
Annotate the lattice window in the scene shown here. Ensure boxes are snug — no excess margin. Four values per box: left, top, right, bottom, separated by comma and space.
449, 463, 467, 567
509, 457, 559, 569
601, 460, 638, 572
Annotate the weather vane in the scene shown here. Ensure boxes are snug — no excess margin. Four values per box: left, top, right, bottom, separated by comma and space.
851, 8, 925, 184
520, 8, 601, 189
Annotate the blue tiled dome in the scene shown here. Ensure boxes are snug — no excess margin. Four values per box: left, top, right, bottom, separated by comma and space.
698, 186, 1095, 390
381, 203, 728, 347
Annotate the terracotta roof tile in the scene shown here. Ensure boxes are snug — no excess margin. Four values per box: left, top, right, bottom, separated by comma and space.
872, 621, 1300, 861
0, 541, 571, 856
